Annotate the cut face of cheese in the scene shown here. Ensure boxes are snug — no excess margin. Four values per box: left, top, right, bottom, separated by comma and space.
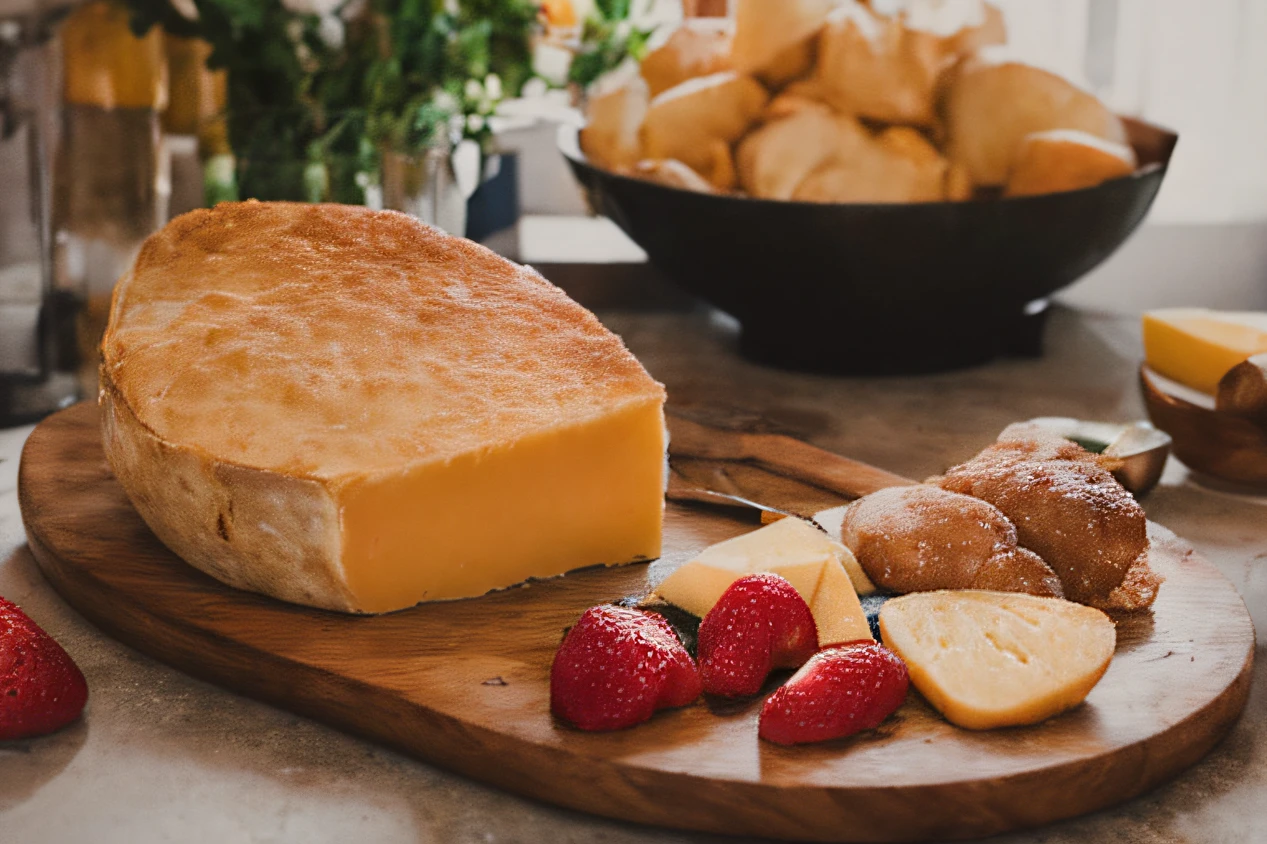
879, 591, 1116, 730
654, 517, 874, 644
809, 553, 875, 645
1144, 308, 1267, 395
101, 201, 667, 613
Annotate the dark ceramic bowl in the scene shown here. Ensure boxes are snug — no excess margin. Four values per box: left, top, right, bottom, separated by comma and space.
560, 119, 1177, 374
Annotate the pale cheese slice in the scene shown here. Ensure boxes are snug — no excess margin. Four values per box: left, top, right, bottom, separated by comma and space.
654, 517, 874, 643
879, 591, 1116, 730
1143, 308, 1267, 395
809, 551, 874, 645
100, 202, 667, 613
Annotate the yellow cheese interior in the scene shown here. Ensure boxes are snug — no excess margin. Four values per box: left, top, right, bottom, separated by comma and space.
654, 517, 873, 642
807, 553, 873, 645
339, 402, 665, 613
879, 591, 1115, 730
1143, 308, 1267, 395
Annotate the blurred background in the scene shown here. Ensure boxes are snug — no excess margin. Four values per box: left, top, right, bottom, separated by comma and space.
1, 0, 1265, 422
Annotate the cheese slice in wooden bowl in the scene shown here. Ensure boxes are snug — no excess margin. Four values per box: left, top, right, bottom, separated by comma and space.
100, 201, 667, 613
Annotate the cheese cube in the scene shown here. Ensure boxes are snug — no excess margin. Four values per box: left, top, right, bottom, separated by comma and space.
1143, 308, 1267, 395
654, 517, 874, 643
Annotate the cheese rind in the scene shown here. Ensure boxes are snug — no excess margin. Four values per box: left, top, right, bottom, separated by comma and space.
879, 590, 1115, 730
654, 517, 873, 642
101, 202, 667, 613
1143, 308, 1267, 395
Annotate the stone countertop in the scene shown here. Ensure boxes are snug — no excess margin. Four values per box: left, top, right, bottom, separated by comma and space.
1, 305, 1265, 844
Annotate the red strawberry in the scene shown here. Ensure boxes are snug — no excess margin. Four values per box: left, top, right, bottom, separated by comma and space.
759, 641, 908, 746
550, 605, 701, 731
1, 597, 89, 740
698, 573, 818, 698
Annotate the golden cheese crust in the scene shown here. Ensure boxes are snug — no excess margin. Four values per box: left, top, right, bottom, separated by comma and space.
103, 202, 666, 484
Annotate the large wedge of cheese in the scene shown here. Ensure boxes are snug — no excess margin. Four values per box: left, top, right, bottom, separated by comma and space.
1143, 308, 1267, 395
654, 517, 875, 645
100, 202, 667, 613
879, 591, 1115, 730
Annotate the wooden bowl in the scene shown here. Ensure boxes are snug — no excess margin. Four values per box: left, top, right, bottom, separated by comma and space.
1140, 365, 1267, 489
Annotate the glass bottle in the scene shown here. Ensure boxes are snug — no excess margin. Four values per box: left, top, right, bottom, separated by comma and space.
0, 1, 79, 425
53, 0, 168, 398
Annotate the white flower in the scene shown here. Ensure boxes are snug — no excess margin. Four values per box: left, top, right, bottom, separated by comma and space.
433, 90, 460, 113
285, 18, 305, 42
339, 0, 369, 20
533, 41, 572, 86
520, 77, 548, 99
281, 0, 344, 15
484, 74, 503, 102
466, 113, 485, 134
169, 0, 198, 20
463, 78, 484, 102
316, 14, 344, 48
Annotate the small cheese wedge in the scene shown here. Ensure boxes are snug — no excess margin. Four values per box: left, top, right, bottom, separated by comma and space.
1143, 308, 1267, 395
879, 591, 1115, 730
654, 517, 874, 644
101, 202, 667, 614
810, 552, 875, 645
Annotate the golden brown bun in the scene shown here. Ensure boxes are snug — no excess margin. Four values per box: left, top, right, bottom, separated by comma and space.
815, 1, 1005, 127
626, 158, 718, 194
943, 59, 1129, 187
1004, 129, 1137, 197
640, 19, 734, 99
640, 72, 769, 190
736, 103, 868, 200
840, 485, 1063, 598
1085, 552, 1163, 613
756, 36, 818, 88
793, 125, 950, 203
579, 77, 649, 170
945, 160, 975, 200
938, 437, 1147, 605
731, 0, 838, 82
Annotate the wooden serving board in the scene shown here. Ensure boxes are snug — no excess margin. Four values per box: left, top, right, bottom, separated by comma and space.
18, 403, 1256, 842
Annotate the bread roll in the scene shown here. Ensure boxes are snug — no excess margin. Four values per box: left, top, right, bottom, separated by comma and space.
943, 60, 1128, 187
627, 159, 718, 194
731, 0, 838, 83
640, 19, 734, 99
640, 72, 769, 190
793, 126, 950, 204
1004, 129, 1137, 197
840, 485, 1063, 598
579, 77, 649, 171
736, 103, 868, 200
816, 1, 1004, 127
938, 437, 1147, 605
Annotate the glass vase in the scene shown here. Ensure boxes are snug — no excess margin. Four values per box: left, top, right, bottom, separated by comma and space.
380, 143, 468, 237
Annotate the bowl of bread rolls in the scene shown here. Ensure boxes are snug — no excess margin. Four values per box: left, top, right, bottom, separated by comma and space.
562, 0, 1177, 374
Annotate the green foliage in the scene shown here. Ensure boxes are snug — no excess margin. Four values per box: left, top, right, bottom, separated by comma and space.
124, 0, 540, 200
566, 1, 652, 91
